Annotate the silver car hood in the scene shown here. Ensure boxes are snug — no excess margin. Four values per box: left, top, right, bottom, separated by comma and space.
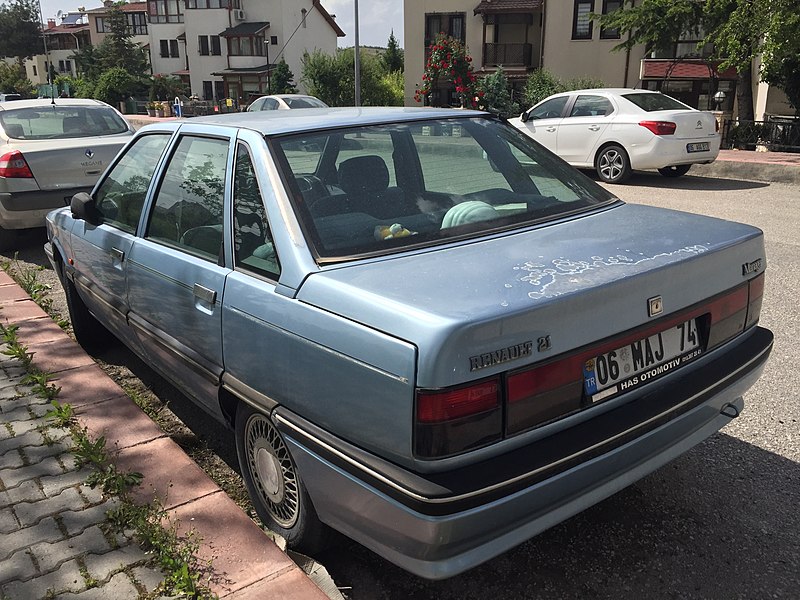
296, 203, 764, 387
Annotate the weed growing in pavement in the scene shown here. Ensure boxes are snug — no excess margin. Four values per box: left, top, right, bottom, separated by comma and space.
2, 256, 69, 329
23, 371, 61, 402
0, 322, 33, 369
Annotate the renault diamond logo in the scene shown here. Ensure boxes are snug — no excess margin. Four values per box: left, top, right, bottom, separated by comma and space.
85, 148, 94, 159
648, 295, 663, 317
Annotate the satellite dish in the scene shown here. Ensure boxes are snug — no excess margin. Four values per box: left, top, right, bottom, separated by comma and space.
56, 10, 63, 20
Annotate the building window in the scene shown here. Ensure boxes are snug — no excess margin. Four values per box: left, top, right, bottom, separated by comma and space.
32, 65, 37, 76
425, 13, 466, 48
160, 39, 180, 58
214, 80, 225, 99
58, 59, 72, 73
202, 80, 213, 100
186, 0, 239, 7
600, 0, 621, 39
199, 35, 209, 55
572, 0, 594, 40
148, 0, 183, 24
96, 16, 108, 32
130, 13, 147, 35
211, 35, 221, 55
199, 35, 221, 56
270, 35, 278, 46
227, 36, 265, 56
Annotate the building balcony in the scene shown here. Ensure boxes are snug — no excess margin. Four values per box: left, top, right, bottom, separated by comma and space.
483, 43, 533, 68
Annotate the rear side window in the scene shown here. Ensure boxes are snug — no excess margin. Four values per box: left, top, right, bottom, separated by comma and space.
94, 134, 171, 234
0, 105, 129, 139
147, 135, 229, 262
621, 93, 691, 112
569, 95, 614, 117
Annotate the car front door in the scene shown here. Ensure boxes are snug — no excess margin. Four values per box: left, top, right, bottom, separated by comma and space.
517, 96, 569, 153
125, 128, 233, 418
555, 94, 615, 165
68, 132, 173, 345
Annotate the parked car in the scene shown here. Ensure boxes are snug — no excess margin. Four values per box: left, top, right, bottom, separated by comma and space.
46, 107, 772, 579
0, 98, 134, 249
509, 88, 721, 184
246, 94, 328, 111
0, 93, 22, 102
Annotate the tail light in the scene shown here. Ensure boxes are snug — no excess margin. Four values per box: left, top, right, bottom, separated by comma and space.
0, 150, 33, 178
416, 276, 766, 458
639, 121, 676, 136
415, 379, 502, 458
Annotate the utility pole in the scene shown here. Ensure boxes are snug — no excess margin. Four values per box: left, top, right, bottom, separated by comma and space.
354, 0, 361, 106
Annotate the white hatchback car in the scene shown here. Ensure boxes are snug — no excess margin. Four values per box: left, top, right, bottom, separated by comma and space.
509, 89, 720, 184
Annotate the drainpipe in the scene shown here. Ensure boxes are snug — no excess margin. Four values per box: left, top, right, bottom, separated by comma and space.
539, 1, 546, 69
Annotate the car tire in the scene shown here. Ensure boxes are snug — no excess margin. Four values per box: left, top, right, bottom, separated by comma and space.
235, 402, 330, 554
595, 145, 632, 184
658, 165, 692, 178
63, 277, 113, 353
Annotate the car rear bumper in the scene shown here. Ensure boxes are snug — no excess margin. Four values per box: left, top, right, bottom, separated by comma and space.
0, 188, 86, 230
276, 326, 772, 579
629, 135, 721, 170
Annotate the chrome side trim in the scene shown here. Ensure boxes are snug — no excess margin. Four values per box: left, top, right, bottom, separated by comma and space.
72, 272, 128, 320
221, 372, 278, 412
127, 312, 221, 385
277, 340, 771, 506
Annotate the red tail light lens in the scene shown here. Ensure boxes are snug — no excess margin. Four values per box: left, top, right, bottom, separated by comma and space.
745, 273, 764, 329
506, 360, 583, 434
0, 150, 33, 178
415, 379, 502, 458
639, 121, 677, 136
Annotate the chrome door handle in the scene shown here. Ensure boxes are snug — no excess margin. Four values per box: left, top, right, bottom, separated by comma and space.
588, 125, 601, 131
193, 284, 217, 304
546, 127, 556, 132
110, 247, 124, 261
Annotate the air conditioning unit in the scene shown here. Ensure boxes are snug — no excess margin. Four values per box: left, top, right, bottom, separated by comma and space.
233, 9, 246, 21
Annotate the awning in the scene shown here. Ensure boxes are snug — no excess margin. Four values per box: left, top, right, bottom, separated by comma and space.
474, 0, 542, 15
211, 64, 271, 76
640, 59, 737, 80
219, 22, 269, 37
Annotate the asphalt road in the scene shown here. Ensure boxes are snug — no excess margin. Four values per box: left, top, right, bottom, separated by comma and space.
5, 170, 798, 599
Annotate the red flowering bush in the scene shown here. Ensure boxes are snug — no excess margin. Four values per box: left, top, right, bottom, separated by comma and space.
415, 33, 482, 108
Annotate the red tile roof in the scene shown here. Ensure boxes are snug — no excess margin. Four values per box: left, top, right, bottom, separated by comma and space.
641, 59, 738, 80
85, 2, 147, 13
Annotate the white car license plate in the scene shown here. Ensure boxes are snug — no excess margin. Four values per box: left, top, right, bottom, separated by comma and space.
583, 319, 702, 402
687, 142, 710, 153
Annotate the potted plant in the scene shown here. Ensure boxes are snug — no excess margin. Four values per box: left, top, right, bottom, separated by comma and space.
154, 102, 165, 118
145, 101, 157, 117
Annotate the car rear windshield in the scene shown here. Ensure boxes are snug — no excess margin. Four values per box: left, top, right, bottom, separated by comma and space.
284, 97, 327, 109
273, 116, 616, 263
621, 93, 691, 112
0, 105, 129, 140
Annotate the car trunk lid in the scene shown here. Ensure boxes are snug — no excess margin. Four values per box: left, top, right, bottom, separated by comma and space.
651, 110, 719, 139
297, 203, 764, 389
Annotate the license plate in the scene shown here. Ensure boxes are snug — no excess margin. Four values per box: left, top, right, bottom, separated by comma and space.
583, 319, 702, 402
687, 142, 710, 153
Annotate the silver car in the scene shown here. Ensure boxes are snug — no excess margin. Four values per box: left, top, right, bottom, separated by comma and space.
0, 98, 133, 248
45, 108, 772, 579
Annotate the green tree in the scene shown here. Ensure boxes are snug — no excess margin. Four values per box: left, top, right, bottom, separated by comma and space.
301, 48, 393, 106
522, 68, 565, 107
476, 68, 519, 118
0, 61, 33, 95
93, 67, 135, 105
270, 59, 297, 94
70, 43, 103, 81
759, 0, 800, 114
382, 30, 404, 73
0, 0, 42, 71
96, 2, 150, 78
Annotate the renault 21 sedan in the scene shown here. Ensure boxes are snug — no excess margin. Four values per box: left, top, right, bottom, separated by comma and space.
45, 108, 772, 579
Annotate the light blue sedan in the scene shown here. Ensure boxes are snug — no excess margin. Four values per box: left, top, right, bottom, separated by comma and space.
45, 107, 772, 579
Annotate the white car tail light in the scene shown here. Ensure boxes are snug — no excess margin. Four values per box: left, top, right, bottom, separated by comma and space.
0, 150, 33, 178
639, 121, 677, 136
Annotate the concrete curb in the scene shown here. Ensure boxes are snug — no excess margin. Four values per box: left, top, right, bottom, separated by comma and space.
692, 152, 800, 186
0, 270, 327, 600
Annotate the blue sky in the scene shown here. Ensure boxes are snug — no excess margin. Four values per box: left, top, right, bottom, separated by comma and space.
39, 0, 404, 48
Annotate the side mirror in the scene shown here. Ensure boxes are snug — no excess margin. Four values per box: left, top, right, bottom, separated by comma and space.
70, 192, 101, 226
520, 110, 531, 123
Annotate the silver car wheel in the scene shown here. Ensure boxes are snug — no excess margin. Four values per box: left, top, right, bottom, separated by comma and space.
599, 150, 624, 180
244, 413, 299, 528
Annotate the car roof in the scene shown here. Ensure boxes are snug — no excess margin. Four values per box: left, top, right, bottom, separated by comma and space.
0, 98, 109, 111
186, 106, 488, 136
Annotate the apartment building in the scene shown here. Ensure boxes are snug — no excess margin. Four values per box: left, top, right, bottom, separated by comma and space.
404, 0, 791, 118
31, 0, 343, 103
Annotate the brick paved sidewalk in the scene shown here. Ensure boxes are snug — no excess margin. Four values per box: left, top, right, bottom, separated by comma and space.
0, 353, 166, 599
0, 272, 329, 599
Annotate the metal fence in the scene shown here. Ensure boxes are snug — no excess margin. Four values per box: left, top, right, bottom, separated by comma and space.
721, 118, 800, 152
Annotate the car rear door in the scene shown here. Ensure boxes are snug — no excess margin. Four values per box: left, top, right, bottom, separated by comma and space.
125, 126, 234, 418
68, 132, 173, 344
555, 94, 615, 165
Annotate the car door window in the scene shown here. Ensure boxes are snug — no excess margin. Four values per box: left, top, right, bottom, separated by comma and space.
263, 98, 279, 110
233, 143, 280, 278
529, 97, 568, 120
146, 135, 229, 262
93, 134, 171, 233
569, 95, 614, 117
